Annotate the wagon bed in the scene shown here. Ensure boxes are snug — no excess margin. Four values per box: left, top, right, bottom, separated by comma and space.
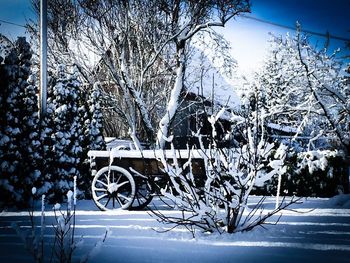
88, 149, 207, 211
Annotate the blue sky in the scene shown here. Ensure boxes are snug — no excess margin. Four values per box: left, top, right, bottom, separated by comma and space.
221, 0, 350, 72
0, 0, 34, 39
0, 0, 349, 71
252, 0, 349, 37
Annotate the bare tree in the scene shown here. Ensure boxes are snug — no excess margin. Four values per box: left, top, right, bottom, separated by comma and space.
154, 0, 250, 148
30, 0, 250, 147
258, 25, 350, 156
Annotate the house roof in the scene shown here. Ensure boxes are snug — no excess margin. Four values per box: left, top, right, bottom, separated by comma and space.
185, 46, 241, 111
267, 123, 298, 134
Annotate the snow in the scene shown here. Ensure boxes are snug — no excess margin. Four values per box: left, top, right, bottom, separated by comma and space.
88, 149, 207, 160
157, 53, 186, 149
267, 123, 298, 134
1, 195, 350, 262
104, 138, 138, 151
297, 150, 339, 175
185, 46, 241, 110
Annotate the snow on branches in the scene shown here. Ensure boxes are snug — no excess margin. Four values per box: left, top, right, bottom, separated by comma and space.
85, 83, 105, 151
0, 35, 106, 206
151, 106, 299, 235
0, 37, 41, 206
50, 65, 85, 197
257, 26, 350, 155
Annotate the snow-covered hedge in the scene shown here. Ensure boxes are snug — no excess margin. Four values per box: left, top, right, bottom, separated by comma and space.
0, 37, 40, 207
255, 150, 349, 197
0, 38, 105, 207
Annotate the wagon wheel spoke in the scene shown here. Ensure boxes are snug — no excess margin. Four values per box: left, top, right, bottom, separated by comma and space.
129, 178, 154, 210
116, 196, 123, 206
96, 194, 108, 201
104, 174, 109, 183
94, 187, 107, 192
105, 196, 111, 207
95, 188, 107, 192
116, 181, 129, 188
134, 194, 141, 205
117, 193, 132, 202
96, 180, 108, 188
135, 189, 147, 204
134, 194, 145, 207
115, 175, 122, 184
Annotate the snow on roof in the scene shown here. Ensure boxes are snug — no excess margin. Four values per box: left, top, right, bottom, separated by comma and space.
185, 46, 241, 110
88, 149, 207, 160
267, 123, 298, 134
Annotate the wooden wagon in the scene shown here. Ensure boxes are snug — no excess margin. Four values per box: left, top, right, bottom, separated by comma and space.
88, 149, 207, 211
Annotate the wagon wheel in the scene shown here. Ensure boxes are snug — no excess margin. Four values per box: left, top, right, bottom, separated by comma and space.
130, 177, 154, 210
92, 166, 136, 211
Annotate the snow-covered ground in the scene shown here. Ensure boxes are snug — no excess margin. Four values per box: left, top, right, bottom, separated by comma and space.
1, 195, 350, 263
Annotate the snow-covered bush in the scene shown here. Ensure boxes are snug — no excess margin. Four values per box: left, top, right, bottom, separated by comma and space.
152, 102, 300, 235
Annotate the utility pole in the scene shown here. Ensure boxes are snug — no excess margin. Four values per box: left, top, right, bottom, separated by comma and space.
39, 0, 47, 118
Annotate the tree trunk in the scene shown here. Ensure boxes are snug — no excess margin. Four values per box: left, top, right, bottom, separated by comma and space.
156, 41, 186, 149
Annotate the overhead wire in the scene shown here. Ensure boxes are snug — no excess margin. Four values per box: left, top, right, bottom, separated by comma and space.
240, 14, 350, 42
0, 19, 26, 28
